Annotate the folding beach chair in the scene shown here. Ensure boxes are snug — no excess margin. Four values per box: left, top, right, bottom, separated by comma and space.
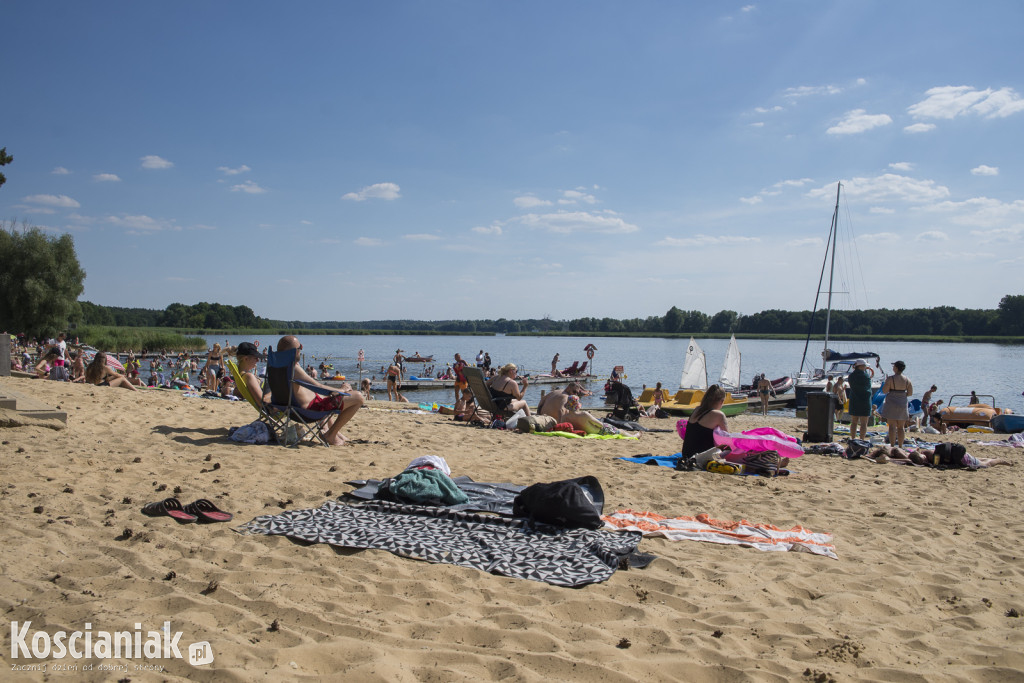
463, 366, 515, 423
226, 360, 286, 442
265, 347, 349, 447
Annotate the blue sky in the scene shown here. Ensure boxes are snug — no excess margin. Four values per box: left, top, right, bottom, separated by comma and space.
3, 1, 1022, 322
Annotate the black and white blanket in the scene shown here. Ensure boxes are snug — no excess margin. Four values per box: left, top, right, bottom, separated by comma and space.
235, 499, 642, 587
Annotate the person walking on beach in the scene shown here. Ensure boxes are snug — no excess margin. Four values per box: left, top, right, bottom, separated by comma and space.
847, 359, 874, 440
386, 359, 403, 402
879, 360, 912, 447
756, 374, 775, 416
452, 353, 468, 405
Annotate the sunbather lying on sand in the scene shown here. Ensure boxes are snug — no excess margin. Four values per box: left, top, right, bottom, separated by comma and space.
869, 444, 1013, 468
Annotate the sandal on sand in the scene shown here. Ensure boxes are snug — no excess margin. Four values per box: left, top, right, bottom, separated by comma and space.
142, 498, 198, 523
183, 499, 233, 523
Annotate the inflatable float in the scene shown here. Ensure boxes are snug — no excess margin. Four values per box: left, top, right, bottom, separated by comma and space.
676, 421, 803, 460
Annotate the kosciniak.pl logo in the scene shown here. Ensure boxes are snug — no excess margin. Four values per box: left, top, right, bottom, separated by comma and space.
10, 621, 213, 666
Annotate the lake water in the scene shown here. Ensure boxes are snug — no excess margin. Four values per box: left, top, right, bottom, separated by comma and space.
210, 334, 1024, 414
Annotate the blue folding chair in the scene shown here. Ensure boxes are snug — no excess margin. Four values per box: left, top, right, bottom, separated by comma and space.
265, 347, 348, 447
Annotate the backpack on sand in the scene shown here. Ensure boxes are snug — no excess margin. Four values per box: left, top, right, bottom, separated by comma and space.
512, 476, 604, 529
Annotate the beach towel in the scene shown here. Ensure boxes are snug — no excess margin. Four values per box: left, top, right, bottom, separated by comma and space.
534, 431, 638, 440
377, 468, 469, 506
603, 510, 837, 559
676, 422, 803, 460
229, 420, 271, 444
347, 476, 525, 515
236, 500, 642, 587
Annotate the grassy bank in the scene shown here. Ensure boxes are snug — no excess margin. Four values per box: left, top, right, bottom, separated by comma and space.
75, 326, 209, 353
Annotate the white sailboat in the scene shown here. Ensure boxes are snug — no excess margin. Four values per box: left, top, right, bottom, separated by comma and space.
679, 337, 708, 390
666, 336, 747, 416
719, 335, 741, 391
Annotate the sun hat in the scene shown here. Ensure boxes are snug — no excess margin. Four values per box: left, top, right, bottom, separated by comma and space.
854, 358, 867, 367
236, 341, 260, 358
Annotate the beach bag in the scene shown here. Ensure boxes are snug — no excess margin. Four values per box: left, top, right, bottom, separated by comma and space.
844, 439, 871, 459
49, 364, 69, 381
932, 442, 967, 469
513, 476, 604, 529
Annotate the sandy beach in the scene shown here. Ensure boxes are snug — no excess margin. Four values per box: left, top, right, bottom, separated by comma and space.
1, 375, 1022, 682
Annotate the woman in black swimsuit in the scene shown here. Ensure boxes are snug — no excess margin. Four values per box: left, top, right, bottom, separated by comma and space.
678, 385, 729, 468
487, 363, 530, 416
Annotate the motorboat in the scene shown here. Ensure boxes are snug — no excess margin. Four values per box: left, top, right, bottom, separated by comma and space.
741, 375, 794, 397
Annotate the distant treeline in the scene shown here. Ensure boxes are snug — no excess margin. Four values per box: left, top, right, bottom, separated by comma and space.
77, 295, 1024, 338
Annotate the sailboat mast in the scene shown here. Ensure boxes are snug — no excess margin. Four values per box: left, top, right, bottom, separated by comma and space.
822, 182, 841, 359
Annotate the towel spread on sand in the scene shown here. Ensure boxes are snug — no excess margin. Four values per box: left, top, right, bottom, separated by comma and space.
347, 476, 525, 515
236, 500, 642, 587
533, 431, 638, 440
602, 510, 838, 559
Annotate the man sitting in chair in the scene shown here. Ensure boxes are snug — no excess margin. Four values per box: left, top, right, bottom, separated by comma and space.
277, 335, 364, 445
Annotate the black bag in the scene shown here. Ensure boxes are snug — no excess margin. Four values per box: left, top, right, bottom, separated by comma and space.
844, 439, 871, 459
932, 442, 967, 468
512, 476, 604, 529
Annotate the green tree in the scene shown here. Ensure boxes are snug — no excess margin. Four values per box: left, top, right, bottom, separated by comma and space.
997, 294, 1024, 335
663, 306, 684, 333
0, 221, 86, 337
709, 310, 738, 333
0, 147, 12, 188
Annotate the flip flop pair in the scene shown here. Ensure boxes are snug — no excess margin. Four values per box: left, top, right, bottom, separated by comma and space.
141, 498, 232, 524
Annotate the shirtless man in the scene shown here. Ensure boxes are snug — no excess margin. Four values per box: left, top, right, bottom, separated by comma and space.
537, 382, 603, 433
276, 335, 364, 445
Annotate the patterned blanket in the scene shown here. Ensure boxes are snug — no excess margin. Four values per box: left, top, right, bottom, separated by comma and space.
236, 500, 643, 587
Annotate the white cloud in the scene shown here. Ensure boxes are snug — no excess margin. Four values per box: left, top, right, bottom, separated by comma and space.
827, 109, 892, 135
907, 85, 1024, 120
342, 182, 401, 201
231, 180, 267, 194
404, 233, 440, 241
916, 230, 949, 241
657, 234, 760, 247
513, 194, 552, 209
749, 122, 764, 128
107, 214, 176, 233
809, 174, 950, 203
354, 237, 383, 246
889, 162, 913, 171
51, 166, 70, 175
904, 123, 936, 133
787, 237, 824, 248
754, 106, 783, 114
560, 189, 597, 205
140, 155, 173, 169
971, 165, 999, 176
922, 197, 1024, 229
741, 4, 755, 11
518, 210, 639, 235
472, 225, 503, 236
740, 195, 763, 205
218, 164, 251, 176
784, 84, 842, 98
21, 207, 56, 215
93, 173, 120, 182
869, 207, 895, 214
970, 226, 1023, 242
858, 232, 901, 244
23, 194, 81, 208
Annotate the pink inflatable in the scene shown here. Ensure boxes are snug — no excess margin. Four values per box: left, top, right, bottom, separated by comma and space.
676, 420, 803, 459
